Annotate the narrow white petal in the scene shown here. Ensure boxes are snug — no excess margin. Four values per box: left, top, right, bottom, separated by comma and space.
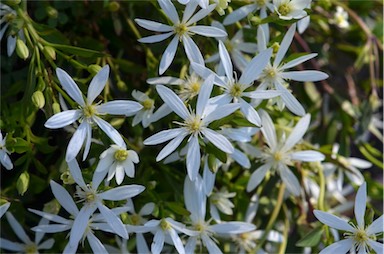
32, 224, 71, 233
275, 81, 305, 116
190, 62, 227, 87
115, 164, 125, 184
281, 70, 329, 82
87, 232, 107, 253
158, 0, 180, 24
0, 238, 24, 251
237, 42, 258, 54
147, 76, 184, 85
28, 208, 70, 225
319, 239, 354, 254
367, 239, 384, 254
183, 35, 204, 65
144, 128, 186, 145
0, 150, 13, 170
7, 35, 16, 57
135, 18, 173, 32
44, 110, 81, 129
242, 90, 282, 99
140, 203, 155, 216
203, 163, 216, 195
202, 128, 234, 154
355, 182, 367, 229
223, 4, 257, 25
156, 132, 188, 161
38, 238, 55, 249
366, 215, 384, 235
138, 32, 174, 43
185, 237, 197, 253
6, 212, 31, 243
169, 228, 185, 254
201, 234, 223, 254
247, 163, 271, 192
274, 24, 296, 67
92, 170, 108, 190
196, 76, 214, 116
203, 103, 239, 125
218, 40, 233, 80
82, 123, 92, 161
239, 99, 262, 126
56, 68, 85, 106
280, 53, 317, 70
69, 206, 94, 247
93, 117, 125, 147
182, 0, 198, 23
282, 113, 310, 152
231, 149, 251, 168
239, 48, 272, 85
156, 85, 189, 119
123, 160, 135, 178
259, 110, 277, 149
184, 175, 206, 222
67, 159, 87, 188
97, 203, 128, 239
137, 233, 150, 253
49, 180, 79, 215
210, 222, 255, 234
152, 230, 165, 254
290, 150, 325, 162
279, 164, 301, 196
257, 26, 267, 51
95, 153, 114, 173
65, 121, 87, 162
0, 202, 10, 218
189, 26, 227, 37
313, 210, 355, 231
87, 65, 109, 104
186, 136, 200, 181
186, 4, 215, 25
348, 158, 372, 169
99, 185, 145, 200
159, 35, 179, 74
97, 100, 143, 116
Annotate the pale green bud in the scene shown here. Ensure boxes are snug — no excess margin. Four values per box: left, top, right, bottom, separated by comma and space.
52, 102, 61, 114
87, 64, 102, 75
43, 46, 56, 60
17, 171, 29, 196
46, 6, 58, 19
117, 80, 128, 92
43, 199, 60, 214
32, 91, 45, 109
108, 1, 120, 12
16, 39, 29, 60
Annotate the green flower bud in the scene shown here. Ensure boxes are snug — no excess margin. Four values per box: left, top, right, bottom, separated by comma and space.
17, 171, 29, 196
37, 78, 46, 91
32, 91, 45, 109
117, 80, 128, 92
52, 102, 61, 114
16, 39, 29, 60
43, 199, 60, 214
87, 64, 102, 75
46, 6, 58, 19
43, 46, 56, 60
108, 1, 120, 12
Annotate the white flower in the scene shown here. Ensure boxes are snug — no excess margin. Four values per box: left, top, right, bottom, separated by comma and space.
192, 42, 280, 126
144, 76, 240, 180
0, 4, 25, 57
183, 175, 256, 254
95, 144, 139, 185
314, 182, 384, 254
0, 212, 54, 253
247, 110, 325, 195
330, 6, 349, 29
223, 0, 274, 25
209, 188, 236, 222
257, 24, 329, 116
135, 0, 227, 74
273, 0, 311, 20
44, 65, 142, 162
131, 90, 155, 128
0, 131, 13, 170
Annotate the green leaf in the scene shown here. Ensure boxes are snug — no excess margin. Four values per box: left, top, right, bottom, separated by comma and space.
165, 202, 191, 216
49, 44, 105, 58
205, 142, 227, 164
9, 138, 31, 154
296, 227, 324, 247
17, 171, 30, 196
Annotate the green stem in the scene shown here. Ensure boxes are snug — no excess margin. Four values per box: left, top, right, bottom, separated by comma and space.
278, 205, 290, 254
318, 165, 326, 211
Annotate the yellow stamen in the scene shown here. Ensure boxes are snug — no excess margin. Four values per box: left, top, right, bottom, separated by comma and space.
114, 149, 128, 162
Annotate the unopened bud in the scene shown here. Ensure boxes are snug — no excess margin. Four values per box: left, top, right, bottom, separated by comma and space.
108, 1, 120, 12
87, 64, 102, 75
43, 46, 56, 60
37, 78, 46, 91
43, 199, 60, 214
250, 16, 262, 26
17, 171, 29, 196
271, 42, 280, 54
60, 170, 75, 185
52, 102, 61, 114
32, 91, 45, 109
117, 80, 128, 92
16, 39, 29, 60
46, 6, 58, 19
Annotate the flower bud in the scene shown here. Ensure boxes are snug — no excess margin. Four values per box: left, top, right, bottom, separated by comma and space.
43, 199, 60, 214
17, 171, 29, 196
87, 64, 102, 75
37, 78, 46, 91
16, 39, 29, 60
117, 80, 128, 92
32, 91, 45, 109
108, 1, 120, 12
46, 6, 58, 19
43, 46, 56, 60
52, 102, 61, 114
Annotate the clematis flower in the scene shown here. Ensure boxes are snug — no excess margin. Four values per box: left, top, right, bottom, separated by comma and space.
0, 131, 13, 170
131, 90, 155, 128
44, 65, 142, 162
330, 6, 350, 29
314, 182, 384, 254
223, 0, 274, 25
273, 0, 311, 20
143, 76, 240, 180
135, 0, 227, 74
247, 110, 325, 195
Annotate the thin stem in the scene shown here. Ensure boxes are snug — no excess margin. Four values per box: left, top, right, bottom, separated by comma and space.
278, 205, 290, 254
318, 164, 326, 211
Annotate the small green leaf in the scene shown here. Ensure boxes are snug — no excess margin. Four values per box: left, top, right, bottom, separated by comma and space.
296, 227, 324, 247
17, 171, 30, 196
166, 202, 191, 216
49, 44, 105, 58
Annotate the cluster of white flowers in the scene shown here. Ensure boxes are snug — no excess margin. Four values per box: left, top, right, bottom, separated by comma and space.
1, 0, 382, 253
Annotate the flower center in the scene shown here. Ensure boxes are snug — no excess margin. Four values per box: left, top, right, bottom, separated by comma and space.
273, 151, 283, 161
278, 3, 291, 16
185, 115, 203, 134
353, 229, 368, 244
142, 98, 154, 110
181, 75, 203, 100
114, 149, 128, 162
83, 104, 96, 118
230, 83, 244, 98
24, 243, 38, 254
195, 222, 206, 232
130, 214, 141, 225
76, 185, 97, 205
174, 23, 188, 36
255, 0, 266, 7
160, 219, 171, 230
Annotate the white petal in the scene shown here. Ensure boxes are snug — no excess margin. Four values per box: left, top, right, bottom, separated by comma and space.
185, 237, 197, 253
115, 164, 125, 184
137, 233, 150, 253
138, 32, 174, 43
274, 24, 296, 67
123, 160, 135, 178
223, 4, 257, 25
210, 222, 255, 234
32, 224, 71, 233
239, 99, 262, 126
44, 110, 81, 129
28, 208, 70, 225
135, 18, 173, 32
144, 128, 186, 145
38, 238, 55, 249
189, 26, 227, 37
290, 150, 325, 162
366, 215, 384, 235
282, 113, 310, 152
313, 210, 355, 231
275, 81, 305, 116
49, 180, 79, 215
279, 164, 301, 196
257, 26, 267, 51
92, 169, 108, 190
95, 153, 114, 173
203, 163, 216, 195
203, 103, 239, 124
348, 158, 372, 169
247, 163, 271, 192
297, 15, 310, 34
56, 68, 85, 106
69, 206, 94, 247
6, 212, 31, 243
186, 135, 201, 181
259, 110, 277, 149
67, 160, 87, 190
319, 238, 354, 254
168, 228, 185, 254
183, 35, 204, 65
0, 202, 10, 218
182, 0, 198, 23
140, 203, 155, 216
231, 149, 251, 168
65, 121, 87, 162
190, 62, 227, 87
218, 40, 233, 80
93, 116, 125, 147
152, 230, 165, 254
158, 0, 180, 24
159, 35, 179, 74
281, 70, 329, 82
97, 100, 143, 116
242, 90, 282, 99
239, 48, 272, 85
156, 85, 189, 119
202, 128, 234, 154
186, 4, 215, 25
147, 76, 184, 85
99, 185, 145, 200
7, 35, 16, 57
184, 175, 206, 222
196, 75, 214, 116
97, 203, 128, 239
87, 65, 109, 104
0, 238, 24, 251
355, 182, 367, 229
367, 239, 384, 254
156, 132, 188, 161
86, 232, 107, 254
201, 234, 223, 254
280, 53, 317, 70
82, 122, 92, 161
0, 150, 13, 170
